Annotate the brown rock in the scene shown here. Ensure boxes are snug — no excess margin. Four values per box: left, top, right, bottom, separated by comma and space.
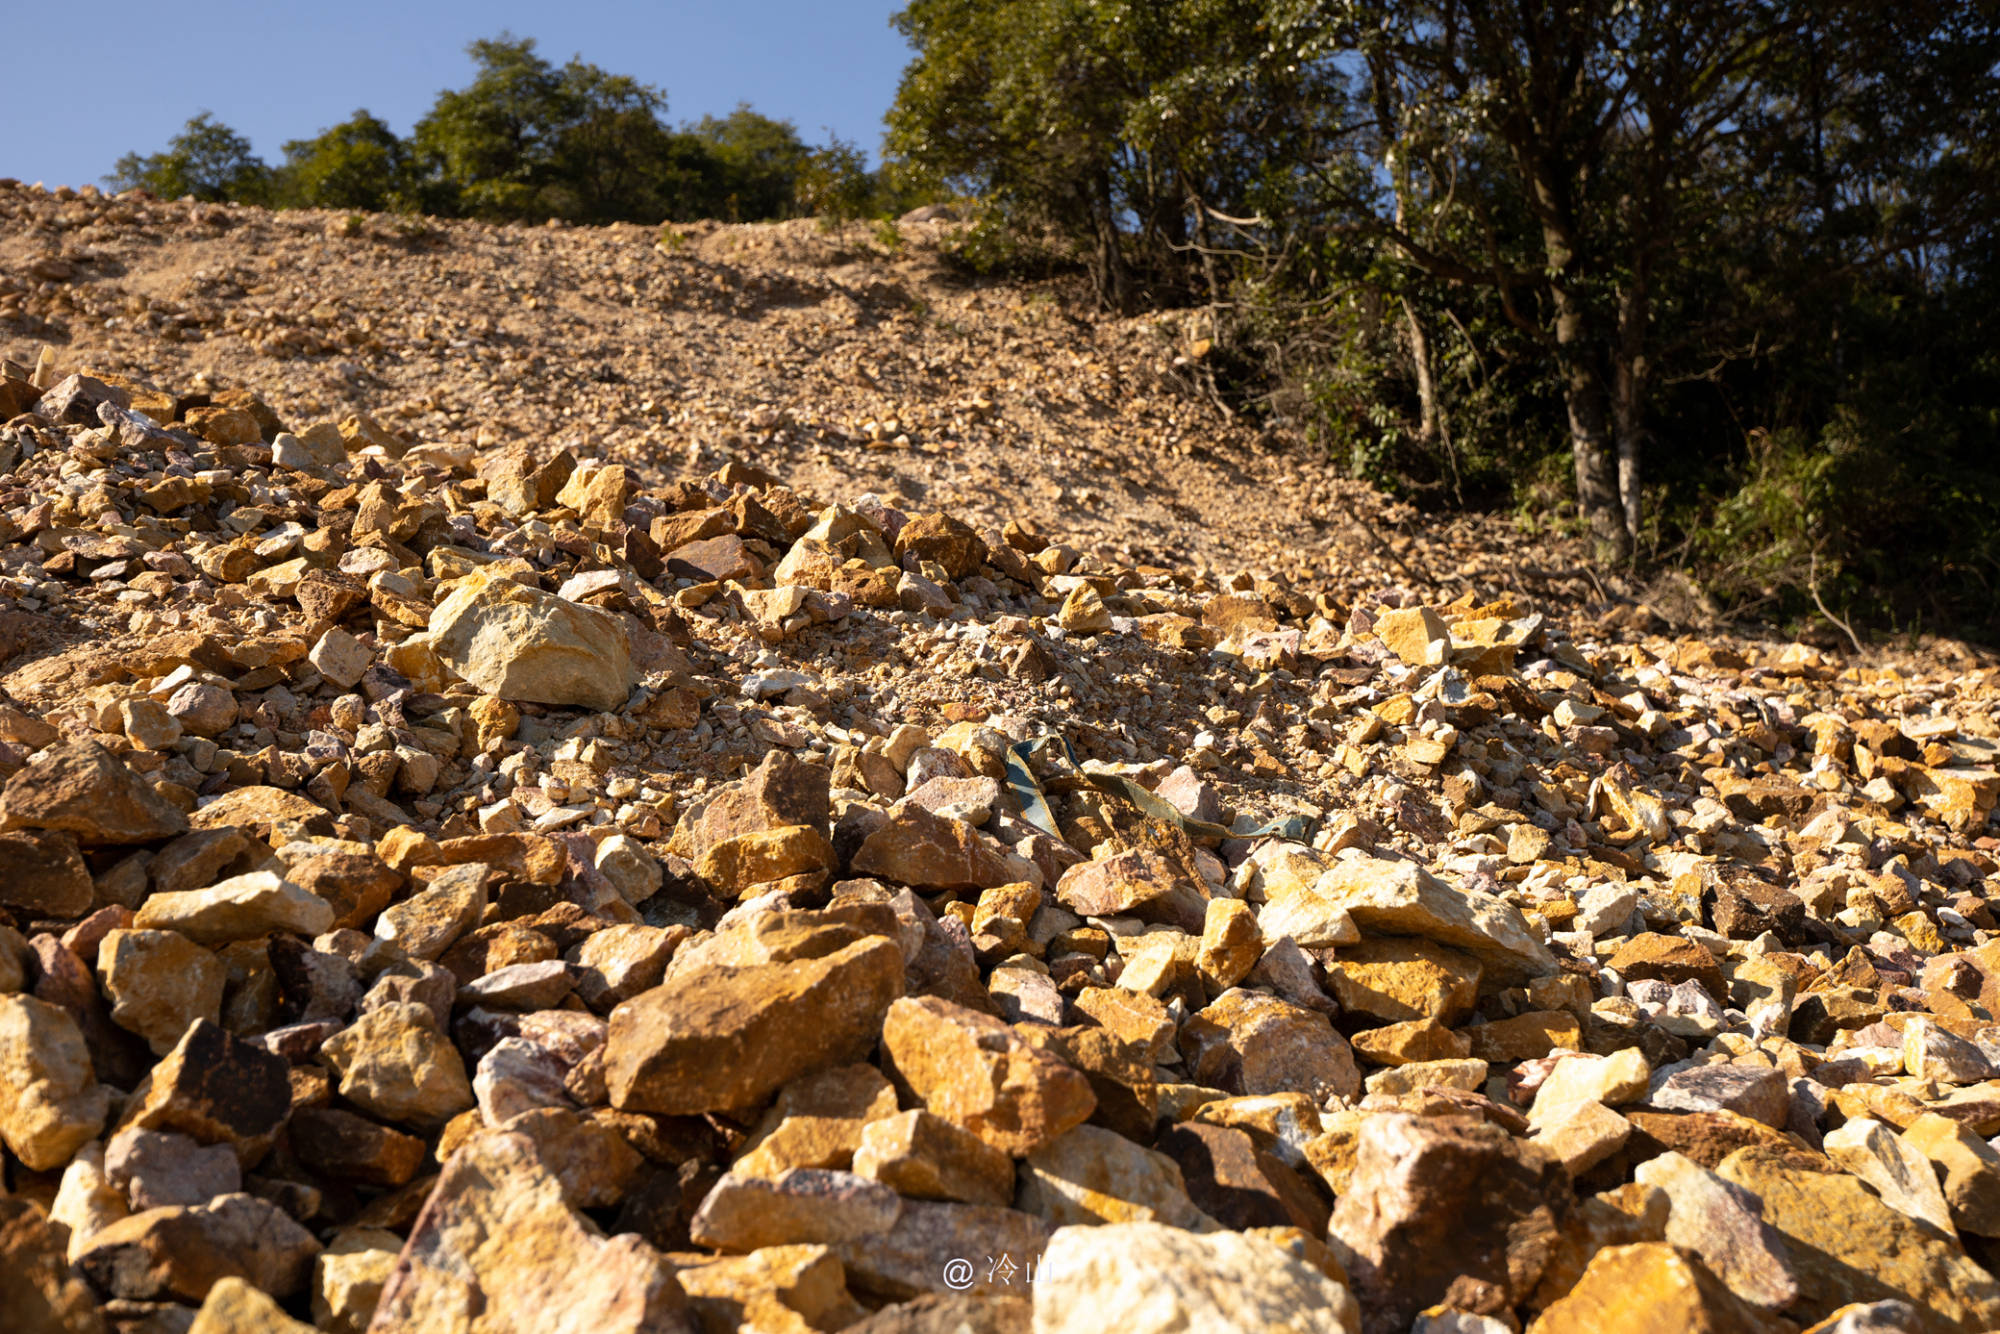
676, 1244, 869, 1334
290, 1106, 428, 1187
1632, 1150, 1799, 1311
0, 994, 111, 1171
1054, 848, 1209, 932
1466, 1010, 1582, 1063
188, 1276, 318, 1334
1718, 1145, 2000, 1331
73, 1192, 321, 1302
1030, 1222, 1360, 1334
1904, 1112, 2000, 1237
1017, 1123, 1216, 1230
119, 1019, 291, 1165
1322, 936, 1483, 1025
1328, 1112, 1571, 1334
132, 871, 335, 945
322, 1003, 475, 1127
1349, 1019, 1472, 1067
96, 929, 226, 1055
428, 570, 636, 711
1650, 1064, 1790, 1128
668, 750, 830, 864
833, 1200, 1051, 1300
286, 849, 400, 931
0, 741, 188, 845
369, 1130, 695, 1334
852, 803, 1030, 892
895, 512, 983, 579
373, 862, 488, 960
853, 1109, 1017, 1207
1525, 1243, 1789, 1334
149, 829, 249, 896
1154, 1121, 1328, 1234
879, 995, 1095, 1156
105, 1127, 242, 1210
608, 938, 904, 1115
1181, 990, 1361, 1102
1609, 933, 1726, 999
0, 1195, 109, 1334
689, 1168, 902, 1252
0, 830, 94, 916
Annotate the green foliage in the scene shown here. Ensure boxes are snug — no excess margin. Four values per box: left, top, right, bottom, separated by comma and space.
276, 110, 410, 211
794, 135, 879, 223
887, 0, 2000, 634
107, 112, 271, 203
111, 34, 881, 228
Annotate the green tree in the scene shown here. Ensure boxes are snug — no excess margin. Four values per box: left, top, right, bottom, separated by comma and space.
691, 106, 811, 221
888, 0, 1350, 308
410, 34, 576, 219
108, 112, 271, 203
276, 110, 410, 211
1332, 0, 2000, 562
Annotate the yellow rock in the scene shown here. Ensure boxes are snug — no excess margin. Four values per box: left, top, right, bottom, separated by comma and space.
1526, 1243, 1788, 1333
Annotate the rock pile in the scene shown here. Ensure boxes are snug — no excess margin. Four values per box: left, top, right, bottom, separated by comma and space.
4, 197, 2000, 1333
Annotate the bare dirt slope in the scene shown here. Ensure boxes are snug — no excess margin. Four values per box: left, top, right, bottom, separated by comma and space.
0, 189, 1622, 599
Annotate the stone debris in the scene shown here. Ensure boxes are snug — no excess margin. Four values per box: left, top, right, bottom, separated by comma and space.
2, 186, 2000, 1331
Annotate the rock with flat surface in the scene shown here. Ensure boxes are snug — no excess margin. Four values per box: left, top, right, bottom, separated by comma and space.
1630, 1150, 1799, 1311
1018, 1123, 1218, 1230
1524, 1242, 1790, 1334
1825, 1116, 1958, 1236
96, 929, 226, 1055
133, 871, 334, 945
0, 994, 110, 1171
608, 937, 903, 1115
1717, 1145, 2000, 1331
1322, 937, 1483, 1024
105, 1128, 241, 1210
1328, 1112, 1570, 1334
1650, 1064, 1789, 1127
1307, 857, 1553, 983
689, 1168, 902, 1252
118, 1019, 291, 1165
0, 741, 188, 845
1903, 1112, 2000, 1237
853, 1108, 1017, 1207
1032, 1221, 1360, 1334
0, 830, 94, 916
1055, 848, 1209, 932
429, 570, 636, 710
73, 1192, 321, 1302
368, 1130, 695, 1333
879, 995, 1094, 1156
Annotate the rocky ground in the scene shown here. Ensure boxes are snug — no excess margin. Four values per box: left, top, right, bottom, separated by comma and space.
3, 180, 2000, 1334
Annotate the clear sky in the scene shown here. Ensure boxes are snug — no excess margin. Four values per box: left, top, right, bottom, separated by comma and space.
0, 1, 914, 189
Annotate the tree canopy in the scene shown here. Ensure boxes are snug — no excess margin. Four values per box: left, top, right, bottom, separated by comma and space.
108, 34, 898, 227
888, 0, 2000, 631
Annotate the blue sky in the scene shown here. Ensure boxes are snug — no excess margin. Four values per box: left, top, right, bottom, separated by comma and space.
1, 1, 914, 189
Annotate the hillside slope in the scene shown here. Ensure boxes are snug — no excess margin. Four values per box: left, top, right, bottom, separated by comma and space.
2, 183, 2000, 1334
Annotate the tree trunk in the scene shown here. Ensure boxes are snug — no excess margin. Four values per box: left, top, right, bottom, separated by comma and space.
1090, 172, 1130, 314
1611, 268, 1651, 556
1534, 196, 1631, 566
1551, 286, 1629, 565
1403, 299, 1440, 445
